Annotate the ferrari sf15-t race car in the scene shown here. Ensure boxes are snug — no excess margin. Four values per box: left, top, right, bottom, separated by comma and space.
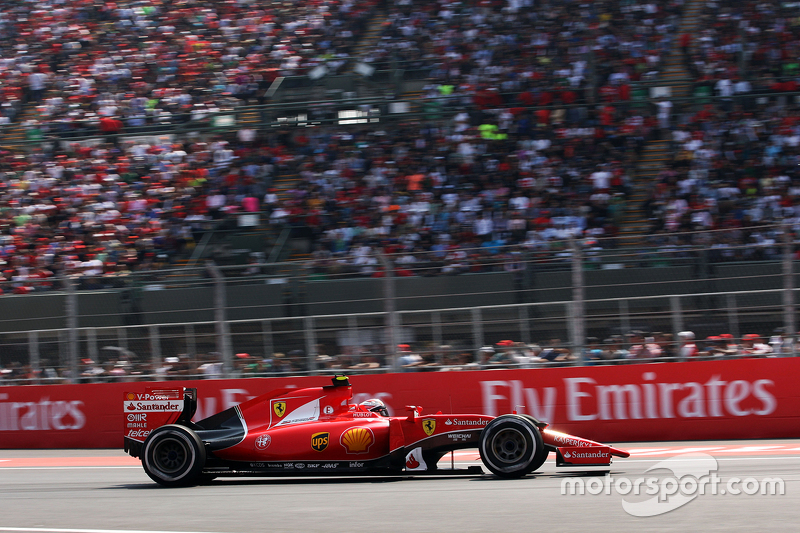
124, 376, 629, 486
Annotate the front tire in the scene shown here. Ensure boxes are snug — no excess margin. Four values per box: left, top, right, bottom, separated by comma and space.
142, 425, 206, 487
519, 415, 550, 473
479, 415, 545, 478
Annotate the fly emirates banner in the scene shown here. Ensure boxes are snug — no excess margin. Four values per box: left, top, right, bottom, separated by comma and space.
0, 357, 797, 448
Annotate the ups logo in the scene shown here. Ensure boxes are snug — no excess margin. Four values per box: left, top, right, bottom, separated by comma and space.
311, 432, 330, 452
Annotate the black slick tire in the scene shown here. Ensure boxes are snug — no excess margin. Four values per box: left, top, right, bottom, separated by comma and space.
142, 425, 206, 487
479, 415, 544, 478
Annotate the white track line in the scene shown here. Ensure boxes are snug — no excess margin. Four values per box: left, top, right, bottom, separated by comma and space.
715, 446, 784, 453
0, 528, 230, 533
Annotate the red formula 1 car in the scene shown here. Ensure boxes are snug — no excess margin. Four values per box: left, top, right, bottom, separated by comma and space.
123, 376, 629, 486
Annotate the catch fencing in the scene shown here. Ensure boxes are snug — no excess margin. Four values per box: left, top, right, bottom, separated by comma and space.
0, 227, 797, 384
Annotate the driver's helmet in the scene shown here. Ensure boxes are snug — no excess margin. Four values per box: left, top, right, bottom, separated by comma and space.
359, 398, 389, 417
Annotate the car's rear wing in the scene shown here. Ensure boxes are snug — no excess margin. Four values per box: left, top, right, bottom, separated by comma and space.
123, 387, 197, 458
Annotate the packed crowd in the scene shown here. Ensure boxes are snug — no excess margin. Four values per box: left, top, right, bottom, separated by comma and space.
0, 0, 377, 134
686, 0, 800, 84
296, 110, 639, 278
640, 83, 800, 258
0, 131, 279, 294
371, 0, 680, 104
1, 327, 792, 384
4, 0, 800, 291
624, 0, 800, 256
0, 93, 643, 292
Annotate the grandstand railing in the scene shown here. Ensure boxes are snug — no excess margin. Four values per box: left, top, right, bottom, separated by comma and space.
10, 73, 800, 147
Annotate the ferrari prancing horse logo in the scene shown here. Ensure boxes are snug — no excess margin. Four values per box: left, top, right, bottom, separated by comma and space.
422, 419, 436, 436
273, 401, 287, 418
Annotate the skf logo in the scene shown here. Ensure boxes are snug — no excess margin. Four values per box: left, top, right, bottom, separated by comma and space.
340, 427, 375, 454
255, 434, 272, 451
311, 432, 330, 452
273, 401, 287, 418
422, 419, 436, 436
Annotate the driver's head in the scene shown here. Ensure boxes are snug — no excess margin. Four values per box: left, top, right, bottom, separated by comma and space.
359, 398, 389, 417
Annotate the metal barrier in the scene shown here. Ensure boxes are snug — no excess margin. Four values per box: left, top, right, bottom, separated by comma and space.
0, 225, 797, 385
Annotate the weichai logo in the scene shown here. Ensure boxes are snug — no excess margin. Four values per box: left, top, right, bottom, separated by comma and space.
311, 432, 330, 452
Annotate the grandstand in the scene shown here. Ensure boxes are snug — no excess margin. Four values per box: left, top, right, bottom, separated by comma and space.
2, 0, 800, 383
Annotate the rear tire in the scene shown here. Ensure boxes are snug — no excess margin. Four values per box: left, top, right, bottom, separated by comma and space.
142, 425, 206, 487
479, 415, 544, 478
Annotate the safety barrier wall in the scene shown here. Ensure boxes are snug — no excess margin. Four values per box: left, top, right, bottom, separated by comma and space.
0, 263, 795, 332
1, 357, 798, 449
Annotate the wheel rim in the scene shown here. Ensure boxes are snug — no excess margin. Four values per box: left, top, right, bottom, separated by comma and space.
490, 428, 529, 464
152, 437, 190, 474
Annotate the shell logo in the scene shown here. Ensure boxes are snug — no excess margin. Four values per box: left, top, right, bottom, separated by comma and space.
126, 393, 135, 401
340, 427, 375, 454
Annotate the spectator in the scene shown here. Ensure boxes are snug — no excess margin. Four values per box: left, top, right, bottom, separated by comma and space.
677, 331, 698, 359
740, 334, 773, 356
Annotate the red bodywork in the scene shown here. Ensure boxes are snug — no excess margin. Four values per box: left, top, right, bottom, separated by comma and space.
124, 378, 628, 479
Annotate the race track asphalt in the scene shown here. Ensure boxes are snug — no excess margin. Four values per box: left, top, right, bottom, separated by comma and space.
0, 440, 797, 533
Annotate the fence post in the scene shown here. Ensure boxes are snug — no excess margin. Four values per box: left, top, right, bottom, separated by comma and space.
726, 293, 740, 344
207, 261, 233, 377
783, 224, 795, 349
471, 308, 484, 363
569, 236, 585, 364
432, 311, 443, 349
28, 331, 39, 383
87, 328, 98, 365
303, 315, 318, 373
619, 299, 631, 342
347, 315, 359, 347
261, 320, 274, 360
117, 327, 128, 351
670, 295, 684, 342
184, 324, 196, 358
149, 325, 161, 379
519, 305, 530, 344
63, 275, 79, 383
378, 252, 400, 371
